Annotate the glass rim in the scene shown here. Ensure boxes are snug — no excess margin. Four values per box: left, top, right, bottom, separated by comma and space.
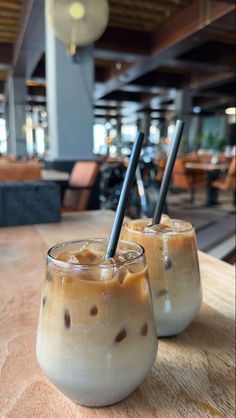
123, 218, 194, 236
47, 238, 145, 270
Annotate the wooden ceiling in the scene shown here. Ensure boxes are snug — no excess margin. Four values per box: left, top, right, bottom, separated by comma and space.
108, 0, 196, 32
0, 0, 22, 44
0, 0, 235, 121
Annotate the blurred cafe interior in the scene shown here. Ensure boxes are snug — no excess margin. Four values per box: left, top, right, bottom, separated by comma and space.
0, 1, 236, 416
0, 0, 235, 264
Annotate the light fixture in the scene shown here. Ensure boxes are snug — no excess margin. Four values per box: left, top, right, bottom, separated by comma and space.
225, 107, 236, 115
69, 2, 85, 20
46, 0, 109, 53
193, 106, 201, 114
115, 62, 122, 71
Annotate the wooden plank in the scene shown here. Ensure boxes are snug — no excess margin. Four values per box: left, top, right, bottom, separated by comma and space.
0, 0, 21, 10
110, 0, 172, 16
0, 10, 19, 18
0, 17, 18, 25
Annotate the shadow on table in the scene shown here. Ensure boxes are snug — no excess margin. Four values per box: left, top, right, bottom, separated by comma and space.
100, 304, 234, 417
161, 303, 234, 353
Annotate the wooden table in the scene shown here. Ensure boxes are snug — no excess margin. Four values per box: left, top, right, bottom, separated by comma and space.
0, 211, 235, 418
41, 169, 70, 181
185, 162, 229, 172
185, 162, 229, 206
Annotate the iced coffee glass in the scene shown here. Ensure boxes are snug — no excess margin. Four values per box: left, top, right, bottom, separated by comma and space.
122, 216, 202, 337
36, 238, 157, 407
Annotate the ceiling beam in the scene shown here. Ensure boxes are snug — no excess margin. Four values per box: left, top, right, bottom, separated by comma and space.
167, 57, 234, 73
12, 0, 45, 79
0, 43, 13, 67
94, 48, 147, 63
184, 71, 235, 93
95, 28, 151, 62
196, 96, 234, 111
120, 84, 176, 97
0, 1, 21, 10
110, 0, 176, 16
12, 0, 35, 71
95, 0, 235, 100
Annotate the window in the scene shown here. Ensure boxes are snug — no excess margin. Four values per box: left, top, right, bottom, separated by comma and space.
121, 124, 137, 142
93, 124, 106, 154
149, 125, 160, 144
0, 118, 7, 154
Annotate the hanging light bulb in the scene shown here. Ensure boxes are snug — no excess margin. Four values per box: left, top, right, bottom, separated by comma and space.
46, 0, 109, 54
69, 2, 86, 20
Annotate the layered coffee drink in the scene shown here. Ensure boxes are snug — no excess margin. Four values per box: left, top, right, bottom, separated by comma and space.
36, 239, 157, 407
122, 216, 202, 337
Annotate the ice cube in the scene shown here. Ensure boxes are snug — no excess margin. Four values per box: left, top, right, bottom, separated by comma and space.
100, 267, 117, 281
56, 252, 79, 264
160, 214, 171, 223
127, 262, 141, 273
121, 251, 138, 261
117, 266, 128, 284
85, 241, 107, 258
145, 224, 173, 234
75, 249, 98, 264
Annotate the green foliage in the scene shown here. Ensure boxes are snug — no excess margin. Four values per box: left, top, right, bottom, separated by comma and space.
197, 132, 226, 151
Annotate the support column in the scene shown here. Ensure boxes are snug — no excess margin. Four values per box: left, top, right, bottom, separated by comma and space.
139, 112, 151, 142
46, 24, 94, 161
190, 116, 202, 151
116, 118, 122, 141
6, 77, 27, 156
159, 118, 168, 139
219, 116, 228, 140
175, 91, 193, 152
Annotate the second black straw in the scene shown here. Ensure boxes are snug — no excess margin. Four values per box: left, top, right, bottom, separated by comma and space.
152, 120, 185, 225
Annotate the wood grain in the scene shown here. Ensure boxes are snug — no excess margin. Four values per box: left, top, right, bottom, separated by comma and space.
0, 211, 235, 418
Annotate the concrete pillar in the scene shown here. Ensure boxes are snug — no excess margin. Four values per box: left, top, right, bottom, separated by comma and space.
159, 119, 168, 139
116, 118, 122, 141
190, 116, 202, 151
175, 91, 192, 152
219, 116, 228, 140
6, 77, 27, 156
139, 113, 151, 142
46, 24, 94, 161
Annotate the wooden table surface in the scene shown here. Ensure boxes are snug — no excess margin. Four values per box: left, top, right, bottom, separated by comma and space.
185, 162, 229, 172
41, 169, 70, 181
0, 211, 235, 418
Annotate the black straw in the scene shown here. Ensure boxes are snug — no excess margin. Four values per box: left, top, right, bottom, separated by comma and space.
152, 120, 185, 225
105, 132, 145, 259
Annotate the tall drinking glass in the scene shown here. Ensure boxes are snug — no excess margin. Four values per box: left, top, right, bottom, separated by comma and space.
36, 239, 157, 407
122, 216, 202, 337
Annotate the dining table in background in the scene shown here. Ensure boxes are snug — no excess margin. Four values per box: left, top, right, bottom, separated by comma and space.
41, 169, 70, 182
185, 161, 230, 206
0, 210, 235, 418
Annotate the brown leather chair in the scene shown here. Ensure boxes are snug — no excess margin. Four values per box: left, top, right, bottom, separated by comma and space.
62, 161, 100, 211
212, 157, 236, 205
156, 159, 166, 185
172, 158, 206, 203
0, 162, 42, 182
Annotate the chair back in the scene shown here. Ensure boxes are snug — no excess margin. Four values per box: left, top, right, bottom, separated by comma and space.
0, 162, 41, 182
224, 157, 236, 189
63, 161, 100, 211
172, 159, 190, 189
156, 159, 166, 183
